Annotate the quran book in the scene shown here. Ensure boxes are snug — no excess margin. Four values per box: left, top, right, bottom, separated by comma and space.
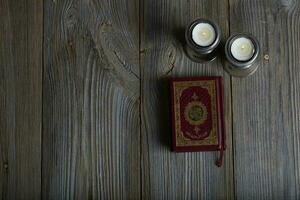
170, 77, 226, 166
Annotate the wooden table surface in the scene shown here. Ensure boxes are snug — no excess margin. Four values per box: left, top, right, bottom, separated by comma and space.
1, 0, 300, 199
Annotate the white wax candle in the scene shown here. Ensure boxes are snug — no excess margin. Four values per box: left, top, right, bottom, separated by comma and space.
230, 37, 255, 61
192, 23, 216, 47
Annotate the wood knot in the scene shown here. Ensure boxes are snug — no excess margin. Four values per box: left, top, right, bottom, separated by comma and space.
64, 7, 79, 34
68, 40, 73, 46
100, 21, 113, 33
3, 162, 8, 169
163, 44, 177, 75
264, 54, 269, 63
139, 48, 148, 54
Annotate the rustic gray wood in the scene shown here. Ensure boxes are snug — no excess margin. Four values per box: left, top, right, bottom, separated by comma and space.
230, 0, 300, 199
0, 0, 43, 199
1, 0, 300, 198
140, 0, 234, 199
42, 0, 140, 199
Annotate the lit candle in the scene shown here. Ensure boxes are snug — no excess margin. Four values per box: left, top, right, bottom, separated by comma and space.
230, 37, 254, 61
224, 34, 260, 77
192, 23, 216, 47
185, 19, 221, 63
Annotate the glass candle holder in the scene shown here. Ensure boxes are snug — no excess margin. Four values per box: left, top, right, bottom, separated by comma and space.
224, 33, 260, 77
185, 19, 221, 63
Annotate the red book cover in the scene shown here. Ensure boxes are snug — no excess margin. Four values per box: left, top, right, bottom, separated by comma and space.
170, 77, 226, 166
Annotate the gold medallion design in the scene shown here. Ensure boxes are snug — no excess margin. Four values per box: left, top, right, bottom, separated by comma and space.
184, 101, 207, 125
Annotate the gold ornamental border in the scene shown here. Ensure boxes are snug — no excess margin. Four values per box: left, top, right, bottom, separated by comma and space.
173, 80, 218, 146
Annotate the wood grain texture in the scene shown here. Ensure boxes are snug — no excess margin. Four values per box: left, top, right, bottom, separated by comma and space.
230, 0, 300, 199
140, 0, 234, 199
42, 0, 140, 199
2, 0, 300, 198
0, 0, 43, 199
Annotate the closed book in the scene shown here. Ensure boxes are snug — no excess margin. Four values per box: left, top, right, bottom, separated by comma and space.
170, 77, 226, 166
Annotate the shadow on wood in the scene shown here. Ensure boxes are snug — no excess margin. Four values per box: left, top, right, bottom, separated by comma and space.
157, 77, 172, 149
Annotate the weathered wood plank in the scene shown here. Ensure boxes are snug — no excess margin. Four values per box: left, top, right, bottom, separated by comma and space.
42, 0, 140, 199
230, 0, 300, 199
140, 0, 234, 199
0, 0, 43, 199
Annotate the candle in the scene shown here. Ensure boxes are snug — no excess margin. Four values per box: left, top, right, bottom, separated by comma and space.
192, 23, 216, 47
185, 19, 221, 63
230, 37, 255, 61
224, 34, 260, 77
